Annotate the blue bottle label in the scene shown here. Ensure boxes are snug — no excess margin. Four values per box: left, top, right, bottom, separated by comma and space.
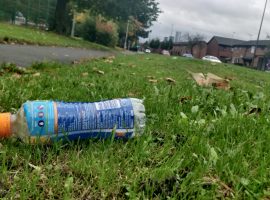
23, 99, 135, 141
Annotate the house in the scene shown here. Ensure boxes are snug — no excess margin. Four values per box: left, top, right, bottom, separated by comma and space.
232, 40, 270, 69
192, 41, 207, 59
171, 42, 190, 56
207, 36, 244, 62
171, 41, 207, 59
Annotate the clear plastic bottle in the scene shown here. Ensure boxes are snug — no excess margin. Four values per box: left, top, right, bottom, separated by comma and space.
0, 98, 146, 143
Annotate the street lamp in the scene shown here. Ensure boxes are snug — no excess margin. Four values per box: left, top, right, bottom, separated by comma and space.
124, 19, 130, 50
252, 0, 268, 69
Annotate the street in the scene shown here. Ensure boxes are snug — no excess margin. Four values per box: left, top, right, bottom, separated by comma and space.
0, 44, 112, 66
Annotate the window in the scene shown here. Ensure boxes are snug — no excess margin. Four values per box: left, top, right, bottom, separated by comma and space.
251, 46, 255, 54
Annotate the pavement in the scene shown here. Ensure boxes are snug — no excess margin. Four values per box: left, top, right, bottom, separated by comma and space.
0, 44, 112, 67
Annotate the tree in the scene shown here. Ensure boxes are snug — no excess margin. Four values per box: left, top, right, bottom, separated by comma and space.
52, 0, 70, 34
160, 38, 173, 50
149, 38, 160, 49
184, 33, 205, 54
0, 0, 57, 27
66, 0, 160, 39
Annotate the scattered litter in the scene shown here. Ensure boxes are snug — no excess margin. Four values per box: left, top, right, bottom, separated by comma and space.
93, 68, 105, 75
149, 79, 158, 83
165, 77, 176, 84
12, 73, 21, 79
97, 70, 105, 75
104, 59, 113, 63
128, 64, 136, 68
104, 56, 115, 63
188, 71, 230, 90
244, 107, 261, 116
108, 56, 115, 60
118, 63, 125, 66
33, 72, 41, 77
179, 96, 192, 104
72, 60, 80, 65
82, 72, 89, 77
202, 176, 234, 198
28, 163, 42, 173
0, 99, 145, 143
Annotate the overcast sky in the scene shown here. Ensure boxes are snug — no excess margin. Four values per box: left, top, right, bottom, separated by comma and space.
149, 0, 270, 42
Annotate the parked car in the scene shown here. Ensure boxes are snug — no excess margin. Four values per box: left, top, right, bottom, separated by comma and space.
145, 49, 151, 53
162, 50, 170, 56
202, 55, 222, 63
182, 53, 193, 58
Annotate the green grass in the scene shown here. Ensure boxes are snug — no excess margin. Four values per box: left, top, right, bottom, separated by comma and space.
0, 23, 110, 51
1, 55, 270, 199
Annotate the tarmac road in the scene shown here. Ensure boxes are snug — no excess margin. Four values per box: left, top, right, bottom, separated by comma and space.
0, 44, 112, 67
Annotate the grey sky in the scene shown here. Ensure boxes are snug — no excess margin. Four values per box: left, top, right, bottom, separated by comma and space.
149, 0, 270, 42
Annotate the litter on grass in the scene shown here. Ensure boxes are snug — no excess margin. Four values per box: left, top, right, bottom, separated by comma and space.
188, 71, 230, 90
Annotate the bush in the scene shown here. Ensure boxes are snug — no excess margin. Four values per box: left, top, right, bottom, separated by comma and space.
95, 20, 118, 47
76, 17, 96, 42
76, 16, 118, 47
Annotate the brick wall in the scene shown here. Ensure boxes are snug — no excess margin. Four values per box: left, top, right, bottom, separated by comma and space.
232, 46, 269, 67
171, 45, 190, 56
219, 46, 232, 59
206, 38, 219, 57
192, 43, 207, 58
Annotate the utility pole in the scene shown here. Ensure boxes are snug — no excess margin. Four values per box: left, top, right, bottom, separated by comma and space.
71, 7, 76, 37
253, 0, 268, 69
124, 19, 130, 50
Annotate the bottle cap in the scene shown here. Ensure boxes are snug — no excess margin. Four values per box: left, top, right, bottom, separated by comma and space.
0, 113, 11, 138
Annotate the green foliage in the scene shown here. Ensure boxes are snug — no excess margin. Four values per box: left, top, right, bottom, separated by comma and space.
0, 0, 57, 26
96, 19, 118, 47
0, 62, 26, 75
161, 38, 173, 50
77, 17, 118, 47
76, 17, 96, 42
55, 0, 160, 41
149, 38, 160, 49
1, 54, 270, 198
0, 23, 110, 50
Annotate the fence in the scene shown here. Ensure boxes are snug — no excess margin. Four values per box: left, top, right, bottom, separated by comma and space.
0, 0, 56, 29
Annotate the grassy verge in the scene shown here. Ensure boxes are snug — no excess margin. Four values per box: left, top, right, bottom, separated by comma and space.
0, 23, 110, 51
1, 55, 270, 199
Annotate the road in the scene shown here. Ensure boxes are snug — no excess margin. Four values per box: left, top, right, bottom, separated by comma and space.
0, 44, 112, 67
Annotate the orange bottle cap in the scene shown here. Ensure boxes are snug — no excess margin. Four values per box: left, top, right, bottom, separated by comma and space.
0, 113, 11, 138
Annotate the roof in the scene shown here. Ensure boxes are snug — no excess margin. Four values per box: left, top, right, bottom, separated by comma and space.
173, 42, 189, 46
235, 40, 270, 47
173, 41, 206, 46
209, 36, 244, 46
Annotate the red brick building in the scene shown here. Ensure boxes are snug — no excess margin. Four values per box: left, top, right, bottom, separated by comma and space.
171, 42, 190, 56
232, 40, 270, 69
207, 36, 244, 62
171, 41, 207, 59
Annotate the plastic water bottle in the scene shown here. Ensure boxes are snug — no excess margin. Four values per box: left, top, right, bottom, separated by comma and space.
0, 98, 145, 143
